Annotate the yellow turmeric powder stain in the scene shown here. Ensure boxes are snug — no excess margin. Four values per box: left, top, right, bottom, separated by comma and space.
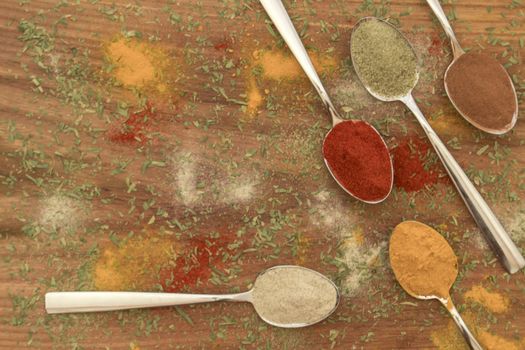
477, 330, 520, 350
105, 37, 172, 92
243, 48, 337, 116
428, 113, 472, 137
430, 310, 522, 350
93, 235, 178, 290
246, 76, 263, 116
464, 285, 509, 313
253, 49, 336, 80
352, 226, 365, 246
295, 234, 311, 265
430, 319, 469, 350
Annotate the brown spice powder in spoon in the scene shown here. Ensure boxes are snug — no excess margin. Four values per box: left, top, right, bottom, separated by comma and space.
445, 52, 517, 133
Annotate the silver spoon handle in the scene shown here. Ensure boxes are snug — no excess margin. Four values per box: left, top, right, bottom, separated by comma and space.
45, 291, 251, 314
259, 0, 341, 123
441, 299, 483, 350
402, 94, 525, 274
425, 0, 464, 57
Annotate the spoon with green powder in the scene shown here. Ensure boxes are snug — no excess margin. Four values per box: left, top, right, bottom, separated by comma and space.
259, 0, 393, 204
426, 0, 518, 134
45, 265, 340, 328
350, 17, 525, 274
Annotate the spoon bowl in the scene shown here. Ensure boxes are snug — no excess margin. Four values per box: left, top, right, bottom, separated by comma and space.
251, 265, 340, 328
389, 221, 481, 350
444, 51, 518, 134
350, 17, 420, 102
45, 265, 340, 329
322, 120, 393, 204
426, 0, 518, 135
350, 16, 525, 274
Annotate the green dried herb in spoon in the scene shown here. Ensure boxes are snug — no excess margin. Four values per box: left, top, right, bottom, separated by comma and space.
350, 19, 418, 99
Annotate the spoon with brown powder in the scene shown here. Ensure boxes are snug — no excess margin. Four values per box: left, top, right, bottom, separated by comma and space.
390, 221, 482, 350
350, 17, 525, 274
45, 265, 340, 328
426, 0, 518, 134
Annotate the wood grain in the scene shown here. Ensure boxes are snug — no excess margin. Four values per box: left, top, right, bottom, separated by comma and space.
1, 0, 524, 349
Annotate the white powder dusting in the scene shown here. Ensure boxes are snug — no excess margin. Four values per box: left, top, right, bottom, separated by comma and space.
310, 190, 356, 232
175, 155, 199, 206
222, 180, 257, 204
339, 237, 385, 296
309, 190, 384, 296
330, 76, 375, 112
39, 195, 83, 231
171, 152, 258, 207
504, 206, 525, 244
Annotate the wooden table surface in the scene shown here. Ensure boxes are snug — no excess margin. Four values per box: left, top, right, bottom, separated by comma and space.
1, 0, 524, 349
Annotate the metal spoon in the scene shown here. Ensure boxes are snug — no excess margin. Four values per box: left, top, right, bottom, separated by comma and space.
45, 265, 340, 328
390, 221, 482, 350
259, 0, 393, 204
351, 17, 525, 274
426, 0, 518, 134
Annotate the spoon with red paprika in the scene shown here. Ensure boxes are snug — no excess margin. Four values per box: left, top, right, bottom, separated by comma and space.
350, 17, 525, 274
259, 0, 393, 203
426, 0, 518, 134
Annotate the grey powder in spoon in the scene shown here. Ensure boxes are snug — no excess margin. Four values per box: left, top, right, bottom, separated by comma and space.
351, 19, 418, 98
252, 267, 338, 325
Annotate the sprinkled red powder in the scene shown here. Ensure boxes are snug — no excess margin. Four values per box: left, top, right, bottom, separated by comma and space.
322, 120, 392, 202
107, 102, 156, 144
159, 238, 228, 292
392, 136, 446, 192
214, 41, 229, 50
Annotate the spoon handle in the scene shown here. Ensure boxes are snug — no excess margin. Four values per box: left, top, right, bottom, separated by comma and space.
402, 94, 525, 274
425, 0, 464, 58
259, 0, 342, 124
441, 299, 483, 350
45, 291, 251, 314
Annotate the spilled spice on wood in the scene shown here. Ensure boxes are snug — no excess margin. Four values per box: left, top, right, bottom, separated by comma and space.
107, 102, 157, 144
392, 136, 447, 192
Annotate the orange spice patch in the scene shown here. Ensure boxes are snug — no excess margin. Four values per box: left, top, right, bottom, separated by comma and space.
428, 113, 472, 137
477, 330, 519, 350
430, 311, 521, 350
243, 48, 337, 116
352, 226, 365, 246
105, 37, 171, 93
253, 49, 336, 80
246, 76, 263, 116
295, 234, 311, 265
430, 319, 469, 350
464, 285, 509, 313
93, 235, 178, 290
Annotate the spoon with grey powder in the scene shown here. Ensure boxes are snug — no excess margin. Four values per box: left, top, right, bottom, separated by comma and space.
45, 265, 340, 328
350, 17, 525, 274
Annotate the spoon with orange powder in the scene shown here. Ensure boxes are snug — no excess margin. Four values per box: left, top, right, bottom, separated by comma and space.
389, 221, 482, 350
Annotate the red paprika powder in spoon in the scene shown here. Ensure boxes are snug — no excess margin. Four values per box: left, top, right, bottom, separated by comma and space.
323, 120, 393, 202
